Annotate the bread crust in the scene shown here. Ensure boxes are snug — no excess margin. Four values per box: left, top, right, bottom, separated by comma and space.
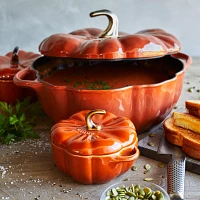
164, 118, 183, 146
182, 145, 200, 160
186, 100, 200, 118
186, 100, 200, 109
164, 117, 200, 159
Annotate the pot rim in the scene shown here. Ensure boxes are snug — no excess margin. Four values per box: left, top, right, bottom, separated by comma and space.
14, 52, 192, 91
35, 55, 184, 90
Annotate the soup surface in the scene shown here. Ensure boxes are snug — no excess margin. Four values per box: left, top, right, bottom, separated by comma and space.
42, 62, 172, 89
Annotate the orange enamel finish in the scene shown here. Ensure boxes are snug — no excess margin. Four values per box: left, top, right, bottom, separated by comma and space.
39, 34, 86, 58
51, 110, 138, 155
0, 49, 40, 104
50, 110, 139, 184
39, 28, 181, 59
4, 50, 41, 70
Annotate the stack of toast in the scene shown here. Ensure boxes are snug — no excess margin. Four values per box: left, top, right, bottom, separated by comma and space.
164, 100, 200, 160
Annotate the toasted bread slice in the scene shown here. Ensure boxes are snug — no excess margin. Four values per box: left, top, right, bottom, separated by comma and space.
164, 117, 200, 159
182, 145, 200, 160
186, 100, 200, 110
185, 100, 200, 117
172, 112, 200, 134
163, 118, 184, 146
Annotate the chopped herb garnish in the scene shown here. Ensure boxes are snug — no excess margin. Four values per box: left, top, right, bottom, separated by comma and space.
73, 79, 113, 90
63, 78, 71, 83
74, 82, 81, 88
102, 85, 113, 90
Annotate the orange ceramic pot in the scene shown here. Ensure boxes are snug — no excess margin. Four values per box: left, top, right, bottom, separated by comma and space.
50, 109, 139, 184
0, 47, 40, 104
13, 10, 192, 133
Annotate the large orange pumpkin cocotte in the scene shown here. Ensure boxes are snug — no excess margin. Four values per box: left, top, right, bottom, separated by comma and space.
50, 109, 139, 184
14, 9, 192, 133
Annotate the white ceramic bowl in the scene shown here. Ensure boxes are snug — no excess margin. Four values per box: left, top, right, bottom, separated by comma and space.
100, 180, 170, 200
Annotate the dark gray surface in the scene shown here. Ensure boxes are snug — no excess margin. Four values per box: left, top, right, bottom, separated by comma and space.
138, 122, 200, 175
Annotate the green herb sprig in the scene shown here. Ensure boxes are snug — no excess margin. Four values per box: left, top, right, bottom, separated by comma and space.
0, 97, 44, 144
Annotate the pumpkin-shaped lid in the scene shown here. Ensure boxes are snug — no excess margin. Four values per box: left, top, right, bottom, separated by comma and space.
0, 46, 40, 80
50, 109, 138, 156
39, 9, 181, 59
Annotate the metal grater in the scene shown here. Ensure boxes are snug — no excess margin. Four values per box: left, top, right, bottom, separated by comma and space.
168, 159, 185, 199
158, 133, 186, 200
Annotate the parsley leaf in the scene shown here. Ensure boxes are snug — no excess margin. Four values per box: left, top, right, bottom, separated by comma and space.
0, 97, 44, 144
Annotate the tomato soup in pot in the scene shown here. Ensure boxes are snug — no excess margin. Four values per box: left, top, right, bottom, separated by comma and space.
40, 57, 179, 89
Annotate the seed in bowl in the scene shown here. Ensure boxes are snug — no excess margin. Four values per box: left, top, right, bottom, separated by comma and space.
104, 184, 166, 200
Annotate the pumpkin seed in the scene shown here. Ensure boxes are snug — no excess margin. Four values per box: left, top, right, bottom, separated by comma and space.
139, 189, 145, 196
144, 164, 151, 171
158, 162, 165, 168
151, 194, 157, 199
157, 191, 165, 199
143, 178, 154, 182
135, 184, 140, 189
146, 192, 153, 199
111, 188, 118, 196
143, 187, 151, 194
144, 187, 153, 198
188, 87, 195, 92
147, 142, 154, 147
149, 133, 155, 137
131, 166, 137, 171
106, 191, 111, 196
126, 191, 135, 197
154, 191, 161, 196
138, 194, 144, 198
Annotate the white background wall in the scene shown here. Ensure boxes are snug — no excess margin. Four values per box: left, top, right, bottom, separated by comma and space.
0, 0, 199, 57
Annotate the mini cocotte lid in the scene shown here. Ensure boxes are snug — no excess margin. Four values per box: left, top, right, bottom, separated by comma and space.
50, 109, 138, 156
39, 9, 181, 59
0, 46, 40, 80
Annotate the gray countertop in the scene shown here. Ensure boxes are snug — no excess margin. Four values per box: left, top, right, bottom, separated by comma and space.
0, 57, 200, 200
